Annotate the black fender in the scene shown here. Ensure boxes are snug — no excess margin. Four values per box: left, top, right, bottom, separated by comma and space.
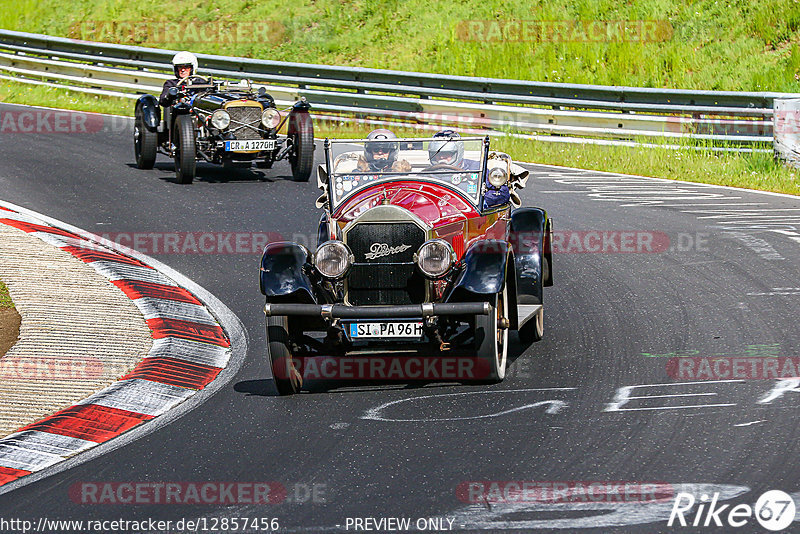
259, 243, 316, 303
172, 101, 192, 115
509, 207, 553, 305
135, 94, 160, 131
445, 240, 510, 301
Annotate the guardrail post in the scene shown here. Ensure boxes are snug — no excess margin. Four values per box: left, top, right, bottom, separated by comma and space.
773, 98, 800, 168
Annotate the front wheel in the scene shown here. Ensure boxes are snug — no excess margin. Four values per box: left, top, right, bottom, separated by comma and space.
288, 110, 314, 182
475, 283, 509, 383
173, 114, 196, 184
266, 315, 303, 395
134, 110, 157, 169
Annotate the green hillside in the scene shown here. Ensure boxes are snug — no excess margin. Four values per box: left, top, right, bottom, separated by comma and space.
3, 0, 800, 91
1, 0, 799, 194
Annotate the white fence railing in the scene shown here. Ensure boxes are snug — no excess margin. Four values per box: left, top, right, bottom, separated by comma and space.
0, 29, 795, 154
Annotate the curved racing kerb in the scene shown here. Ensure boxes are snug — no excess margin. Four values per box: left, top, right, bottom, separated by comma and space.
0, 200, 246, 493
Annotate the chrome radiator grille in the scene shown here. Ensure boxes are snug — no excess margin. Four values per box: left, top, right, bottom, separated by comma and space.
226, 105, 262, 140
346, 222, 426, 306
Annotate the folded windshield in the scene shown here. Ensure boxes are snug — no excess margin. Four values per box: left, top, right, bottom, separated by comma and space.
325, 137, 488, 209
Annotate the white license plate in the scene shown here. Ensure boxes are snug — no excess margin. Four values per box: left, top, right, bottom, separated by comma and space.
348, 322, 423, 339
225, 139, 275, 151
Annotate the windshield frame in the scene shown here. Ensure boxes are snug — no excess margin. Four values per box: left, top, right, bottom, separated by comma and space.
323, 136, 490, 211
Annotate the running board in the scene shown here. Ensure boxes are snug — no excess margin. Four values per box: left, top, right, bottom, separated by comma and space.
517, 305, 543, 328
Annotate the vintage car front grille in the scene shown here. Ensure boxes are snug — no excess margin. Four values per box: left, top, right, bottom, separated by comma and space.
346, 222, 427, 306
225, 104, 263, 140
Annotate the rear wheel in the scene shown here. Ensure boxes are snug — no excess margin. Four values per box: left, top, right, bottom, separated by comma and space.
266, 315, 303, 395
173, 114, 196, 184
475, 283, 509, 382
288, 110, 314, 182
134, 110, 157, 169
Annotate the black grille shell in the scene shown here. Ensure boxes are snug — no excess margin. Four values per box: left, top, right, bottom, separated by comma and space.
346, 222, 427, 305
226, 105, 263, 140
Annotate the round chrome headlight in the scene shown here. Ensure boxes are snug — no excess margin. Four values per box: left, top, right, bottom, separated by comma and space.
415, 239, 455, 279
211, 110, 230, 130
262, 108, 281, 129
314, 241, 352, 279
488, 167, 508, 188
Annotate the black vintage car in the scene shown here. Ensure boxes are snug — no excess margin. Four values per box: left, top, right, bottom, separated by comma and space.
133, 79, 314, 183
259, 135, 553, 394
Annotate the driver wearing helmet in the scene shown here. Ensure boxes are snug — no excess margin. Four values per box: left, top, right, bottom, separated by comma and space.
427, 129, 480, 170
428, 129, 510, 209
357, 129, 411, 172
159, 51, 209, 106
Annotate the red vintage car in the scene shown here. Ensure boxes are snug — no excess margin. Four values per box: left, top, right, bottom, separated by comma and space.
259, 134, 553, 394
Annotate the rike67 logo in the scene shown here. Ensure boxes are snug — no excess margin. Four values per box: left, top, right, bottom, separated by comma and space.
668, 490, 796, 531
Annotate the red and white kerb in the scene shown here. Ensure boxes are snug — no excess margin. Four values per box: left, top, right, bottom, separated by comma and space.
0, 207, 231, 487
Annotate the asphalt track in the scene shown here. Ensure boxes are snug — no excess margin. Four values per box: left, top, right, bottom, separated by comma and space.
2, 102, 800, 532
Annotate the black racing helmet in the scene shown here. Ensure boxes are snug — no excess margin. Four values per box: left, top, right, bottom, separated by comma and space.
364, 129, 399, 171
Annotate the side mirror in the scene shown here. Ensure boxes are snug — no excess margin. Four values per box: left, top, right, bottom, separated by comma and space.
258, 87, 267, 97
168, 87, 178, 97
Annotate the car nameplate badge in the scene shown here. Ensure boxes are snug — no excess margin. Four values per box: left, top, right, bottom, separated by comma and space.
364, 243, 412, 260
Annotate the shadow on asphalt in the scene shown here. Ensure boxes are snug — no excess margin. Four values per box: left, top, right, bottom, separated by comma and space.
124, 162, 296, 184
233, 337, 532, 396
234, 379, 279, 397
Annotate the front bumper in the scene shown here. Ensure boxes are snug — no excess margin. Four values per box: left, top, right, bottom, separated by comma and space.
264, 302, 491, 319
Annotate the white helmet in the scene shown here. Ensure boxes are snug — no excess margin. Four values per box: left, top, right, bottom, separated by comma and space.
172, 51, 198, 78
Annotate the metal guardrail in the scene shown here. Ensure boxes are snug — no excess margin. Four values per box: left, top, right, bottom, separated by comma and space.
0, 29, 794, 152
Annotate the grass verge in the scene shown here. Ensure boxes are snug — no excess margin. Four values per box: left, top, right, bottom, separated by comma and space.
3, 0, 800, 92
0, 280, 14, 309
1, 77, 797, 196
0, 279, 20, 358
